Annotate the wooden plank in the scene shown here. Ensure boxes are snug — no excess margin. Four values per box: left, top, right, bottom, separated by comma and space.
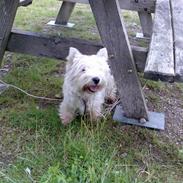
89, 0, 148, 119
171, 0, 183, 82
61, 0, 155, 13
55, 1, 76, 25
144, 0, 174, 82
138, 11, 153, 37
0, 0, 19, 66
6, 30, 147, 72
19, 0, 32, 7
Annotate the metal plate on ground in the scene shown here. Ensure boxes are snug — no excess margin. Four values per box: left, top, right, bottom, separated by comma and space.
136, 32, 150, 40
47, 20, 75, 28
113, 105, 165, 130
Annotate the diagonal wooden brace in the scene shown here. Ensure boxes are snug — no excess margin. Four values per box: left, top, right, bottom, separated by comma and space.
47, 1, 76, 28
138, 11, 153, 38
0, 0, 19, 66
89, 0, 149, 120
55, 1, 76, 25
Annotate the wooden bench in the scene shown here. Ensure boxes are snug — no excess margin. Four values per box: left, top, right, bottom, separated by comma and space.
144, 0, 183, 82
55, 0, 154, 37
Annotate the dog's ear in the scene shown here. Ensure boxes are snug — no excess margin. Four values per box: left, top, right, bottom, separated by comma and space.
66, 47, 81, 62
97, 48, 108, 59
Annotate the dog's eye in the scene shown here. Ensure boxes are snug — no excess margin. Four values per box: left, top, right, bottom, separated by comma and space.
81, 68, 86, 72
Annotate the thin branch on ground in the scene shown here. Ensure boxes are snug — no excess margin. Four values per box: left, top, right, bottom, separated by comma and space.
0, 79, 61, 101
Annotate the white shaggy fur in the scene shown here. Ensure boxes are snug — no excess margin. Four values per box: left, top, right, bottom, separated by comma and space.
59, 47, 116, 125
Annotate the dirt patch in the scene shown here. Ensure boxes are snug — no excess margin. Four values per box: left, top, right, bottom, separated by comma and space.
49, 62, 66, 78
144, 84, 183, 147
0, 123, 20, 168
0, 54, 17, 168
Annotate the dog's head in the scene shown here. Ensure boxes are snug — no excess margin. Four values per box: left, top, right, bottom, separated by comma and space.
66, 47, 110, 94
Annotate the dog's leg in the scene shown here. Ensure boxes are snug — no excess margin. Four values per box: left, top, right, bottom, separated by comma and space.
59, 98, 76, 125
87, 94, 104, 121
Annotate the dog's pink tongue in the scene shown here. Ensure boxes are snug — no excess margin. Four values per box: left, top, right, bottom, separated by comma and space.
89, 85, 98, 92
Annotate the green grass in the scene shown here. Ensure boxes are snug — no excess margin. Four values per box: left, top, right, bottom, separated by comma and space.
1, 107, 182, 182
0, 0, 183, 182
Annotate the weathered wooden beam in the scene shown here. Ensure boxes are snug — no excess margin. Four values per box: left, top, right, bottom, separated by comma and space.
89, 0, 148, 119
138, 11, 153, 37
144, 0, 174, 82
19, 0, 32, 7
55, 1, 76, 25
7, 30, 101, 61
0, 0, 19, 66
6, 30, 147, 73
60, 0, 155, 13
171, 0, 183, 82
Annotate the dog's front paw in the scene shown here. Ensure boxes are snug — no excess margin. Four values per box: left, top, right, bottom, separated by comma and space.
89, 110, 102, 121
105, 95, 117, 104
60, 112, 74, 125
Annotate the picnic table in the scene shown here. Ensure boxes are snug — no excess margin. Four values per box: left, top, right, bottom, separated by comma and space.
53, 0, 183, 83
0, 0, 183, 130
145, 0, 183, 82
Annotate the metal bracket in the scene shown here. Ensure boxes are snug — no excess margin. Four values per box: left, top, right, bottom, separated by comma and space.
113, 105, 165, 130
136, 32, 150, 40
47, 20, 75, 28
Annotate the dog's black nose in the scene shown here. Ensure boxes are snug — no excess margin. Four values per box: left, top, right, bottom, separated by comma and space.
92, 77, 100, 84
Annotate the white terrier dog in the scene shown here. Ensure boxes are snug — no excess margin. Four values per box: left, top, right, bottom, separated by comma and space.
59, 47, 116, 125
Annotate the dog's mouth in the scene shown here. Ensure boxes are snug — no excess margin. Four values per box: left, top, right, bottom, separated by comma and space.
83, 85, 102, 93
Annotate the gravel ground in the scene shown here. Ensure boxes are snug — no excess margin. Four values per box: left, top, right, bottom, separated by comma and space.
145, 84, 183, 147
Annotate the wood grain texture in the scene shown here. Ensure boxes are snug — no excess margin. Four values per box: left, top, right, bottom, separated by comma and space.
55, 1, 76, 25
171, 0, 183, 82
7, 30, 147, 72
89, 0, 148, 119
0, 0, 19, 65
138, 11, 153, 37
61, 0, 155, 12
144, 0, 174, 82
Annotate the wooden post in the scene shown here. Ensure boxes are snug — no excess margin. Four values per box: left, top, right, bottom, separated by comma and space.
0, 0, 19, 66
89, 0, 148, 119
138, 11, 153, 37
55, 1, 76, 25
